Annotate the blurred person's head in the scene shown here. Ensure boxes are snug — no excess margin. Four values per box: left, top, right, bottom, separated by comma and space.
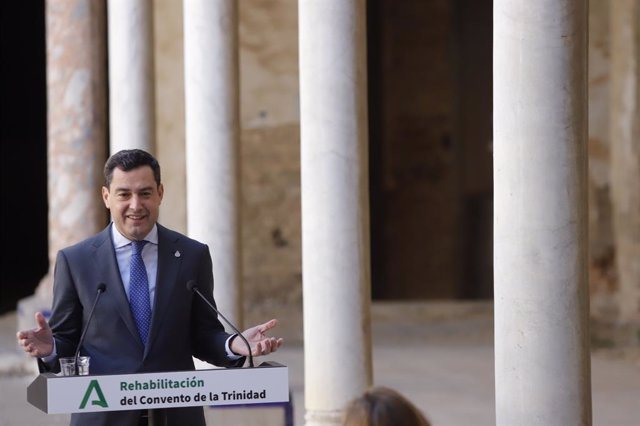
342, 386, 432, 426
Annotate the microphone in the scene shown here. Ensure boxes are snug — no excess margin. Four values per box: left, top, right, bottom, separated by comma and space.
74, 283, 106, 374
186, 280, 254, 368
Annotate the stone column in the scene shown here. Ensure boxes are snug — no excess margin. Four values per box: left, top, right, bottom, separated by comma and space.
18, 0, 107, 334
299, 0, 372, 424
610, 0, 640, 327
183, 0, 242, 326
493, 1, 591, 425
107, 0, 155, 153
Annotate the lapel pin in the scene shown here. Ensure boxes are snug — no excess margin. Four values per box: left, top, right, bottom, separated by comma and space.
174, 250, 181, 258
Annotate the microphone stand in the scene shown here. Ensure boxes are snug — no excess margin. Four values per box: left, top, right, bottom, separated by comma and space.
74, 283, 106, 375
187, 281, 254, 368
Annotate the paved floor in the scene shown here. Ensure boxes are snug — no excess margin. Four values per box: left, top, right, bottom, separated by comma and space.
1, 302, 638, 425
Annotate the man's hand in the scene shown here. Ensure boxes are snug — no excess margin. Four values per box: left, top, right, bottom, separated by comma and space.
231, 319, 284, 357
16, 312, 54, 358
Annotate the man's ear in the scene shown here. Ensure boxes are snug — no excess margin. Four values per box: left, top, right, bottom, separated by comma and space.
157, 183, 164, 202
101, 186, 110, 208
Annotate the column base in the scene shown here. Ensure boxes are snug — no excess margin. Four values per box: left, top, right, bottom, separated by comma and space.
304, 409, 343, 426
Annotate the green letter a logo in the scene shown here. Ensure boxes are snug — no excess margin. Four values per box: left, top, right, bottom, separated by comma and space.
79, 380, 108, 409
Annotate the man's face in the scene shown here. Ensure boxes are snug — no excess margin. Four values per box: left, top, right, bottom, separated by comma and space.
102, 166, 164, 241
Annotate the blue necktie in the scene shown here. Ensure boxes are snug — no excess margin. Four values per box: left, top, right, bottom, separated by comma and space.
129, 240, 151, 345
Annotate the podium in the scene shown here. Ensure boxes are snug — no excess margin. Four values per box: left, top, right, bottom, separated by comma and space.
27, 362, 289, 415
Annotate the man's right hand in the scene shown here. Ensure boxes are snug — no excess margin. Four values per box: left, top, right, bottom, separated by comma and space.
16, 312, 53, 358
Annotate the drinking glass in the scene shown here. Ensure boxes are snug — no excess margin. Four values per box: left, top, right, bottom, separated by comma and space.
58, 357, 76, 376
77, 356, 90, 376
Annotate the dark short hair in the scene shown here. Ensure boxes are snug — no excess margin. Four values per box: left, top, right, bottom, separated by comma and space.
104, 149, 161, 188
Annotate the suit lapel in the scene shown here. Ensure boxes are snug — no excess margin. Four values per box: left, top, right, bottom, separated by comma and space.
92, 226, 144, 349
145, 225, 182, 358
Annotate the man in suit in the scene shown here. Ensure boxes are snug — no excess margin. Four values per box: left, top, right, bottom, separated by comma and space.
17, 149, 283, 425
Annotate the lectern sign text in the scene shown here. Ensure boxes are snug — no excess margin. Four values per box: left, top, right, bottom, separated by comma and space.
31, 365, 289, 414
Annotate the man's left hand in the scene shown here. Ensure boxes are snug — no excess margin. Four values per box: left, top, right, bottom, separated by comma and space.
232, 319, 284, 356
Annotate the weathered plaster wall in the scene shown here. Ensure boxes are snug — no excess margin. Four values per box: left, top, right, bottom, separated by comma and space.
240, 0, 300, 129
239, 0, 302, 314
150, 1, 638, 338
153, 0, 302, 316
609, 0, 640, 328
154, 0, 187, 234
588, 0, 617, 321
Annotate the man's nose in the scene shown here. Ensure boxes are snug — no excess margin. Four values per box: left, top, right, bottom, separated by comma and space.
130, 195, 142, 209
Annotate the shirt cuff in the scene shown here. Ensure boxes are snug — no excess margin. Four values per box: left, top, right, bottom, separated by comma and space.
40, 340, 58, 363
225, 334, 242, 360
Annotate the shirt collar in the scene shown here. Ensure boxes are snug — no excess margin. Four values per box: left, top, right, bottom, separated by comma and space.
111, 223, 159, 249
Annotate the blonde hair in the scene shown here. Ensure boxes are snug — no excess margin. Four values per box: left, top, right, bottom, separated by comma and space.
342, 387, 432, 426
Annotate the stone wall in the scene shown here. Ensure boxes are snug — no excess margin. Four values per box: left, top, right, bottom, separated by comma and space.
241, 124, 301, 314
588, 0, 640, 344
153, 0, 302, 315
150, 0, 637, 337
238, 0, 301, 314
608, 0, 640, 337
588, 0, 618, 323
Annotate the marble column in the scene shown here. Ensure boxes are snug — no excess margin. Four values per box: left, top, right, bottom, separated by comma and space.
107, 0, 155, 153
299, 0, 372, 424
183, 0, 242, 326
18, 0, 107, 336
610, 0, 640, 325
493, 1, 592, 425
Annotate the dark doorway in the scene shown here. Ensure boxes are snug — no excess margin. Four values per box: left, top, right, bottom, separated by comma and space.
0, 1, 49, 314
368, 0, 493, 300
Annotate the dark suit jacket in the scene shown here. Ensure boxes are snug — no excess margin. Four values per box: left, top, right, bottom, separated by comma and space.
43, 223, 243, 425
